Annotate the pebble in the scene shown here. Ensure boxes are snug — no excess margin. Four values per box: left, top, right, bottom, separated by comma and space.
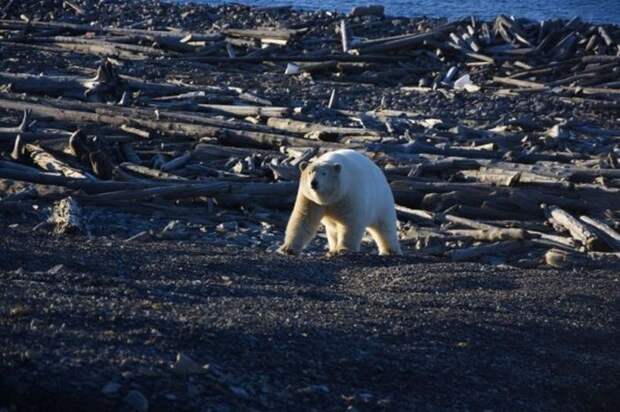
159, 220, 190, 240
123, 390, 149, 412
296, 384, 330, 394
350, 5, 385, 18
186, 383, 203, 398
216, 221, 238, 232
47, 264, 65, 275
171, 352, 204, 375
101, 381, 121, 396
229, 385, 250, 399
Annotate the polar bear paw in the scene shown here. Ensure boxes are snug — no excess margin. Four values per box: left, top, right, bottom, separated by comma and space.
277, 244, 300, 256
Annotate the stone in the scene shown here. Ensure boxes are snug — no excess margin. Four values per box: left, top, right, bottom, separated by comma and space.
171, 352, 204, 375
123, 390, 149, 412
350, 5, 384, 18
47, 264, 65, 275
101, 381, 121, 396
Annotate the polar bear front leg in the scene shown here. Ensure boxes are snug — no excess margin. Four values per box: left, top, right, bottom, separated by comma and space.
278, 193, 324, 255
323, 218, 339, 255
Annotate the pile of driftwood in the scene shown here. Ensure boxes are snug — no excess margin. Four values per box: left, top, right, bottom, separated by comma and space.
0, 1, 619, 268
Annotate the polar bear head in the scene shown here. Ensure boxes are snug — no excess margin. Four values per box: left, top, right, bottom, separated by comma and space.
299, 160, 343, 205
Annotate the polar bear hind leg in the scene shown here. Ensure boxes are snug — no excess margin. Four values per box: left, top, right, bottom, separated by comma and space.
369, 217, 402, 256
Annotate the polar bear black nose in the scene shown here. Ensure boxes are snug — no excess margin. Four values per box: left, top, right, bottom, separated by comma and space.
311, 179, 318, 189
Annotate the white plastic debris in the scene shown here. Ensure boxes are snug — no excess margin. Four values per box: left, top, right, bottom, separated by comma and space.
285, 63, 300, 75
453, 74, 481, 92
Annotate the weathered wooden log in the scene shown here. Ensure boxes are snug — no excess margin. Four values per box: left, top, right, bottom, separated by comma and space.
0, 109, 29, 133
0, 95, 326, 148
370, 141, 502, 160
217, 128, 341, 149
198, 104, 291, 118
0, 67, 239, 100
79, 180, 296, 204
77, 181, 232, 203
458, 168, 572, 189
0, 19, 222, 42
544, 205, 606, 251
50, 196, 83, 235
492, 76, 547, 89
450, 203, 534, 221
120, 163, 187, 181
25, 143, 93, 179
440, 213, 498, 230
395, 204, 436, 224
0, 131, 69, 143
223, 27, 303, 43
185, 54, 405, 64
579, 215, 620, 251
161, 152, 192, 172
192, 143, 274, 160
0, 37, 164, 60
353, 21, 459, 53
340, 20, 349, 53
267, 117, 380, 136
445, 228, 528, 242
0, 166, 158, 193
421, 190, 486, 211
545, 248, 620, 268
449, 240, 527, 261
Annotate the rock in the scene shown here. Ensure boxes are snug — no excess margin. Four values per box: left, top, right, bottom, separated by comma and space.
216, 221, 238, 232
186, 383, 203, 398
171, 352, 204, 375
123, 390, 149, 412
159, 220, 190, 240
12, 267, 25, 276
47, 264, 65, 275
101, 381, 121, 396
9, 304, 31, 317
350, 5, 384, 18
296, 384, 330, 395
229, 385, 250, 399
545, 124, 568, 139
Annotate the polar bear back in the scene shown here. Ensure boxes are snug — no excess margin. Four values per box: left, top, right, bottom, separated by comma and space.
316, 149, 395, 225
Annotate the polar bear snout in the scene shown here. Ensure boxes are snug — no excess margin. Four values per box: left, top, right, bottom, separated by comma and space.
311, 178, 318, 190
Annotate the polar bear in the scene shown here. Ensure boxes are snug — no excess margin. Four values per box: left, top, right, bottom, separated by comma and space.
278, 149, 402, 256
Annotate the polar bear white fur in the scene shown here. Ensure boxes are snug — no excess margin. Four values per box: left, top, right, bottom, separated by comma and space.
278, 149, 402, 256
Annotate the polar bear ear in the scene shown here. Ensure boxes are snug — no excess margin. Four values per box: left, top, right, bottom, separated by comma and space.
299, 161, 309, 172
333, 163, 342, 173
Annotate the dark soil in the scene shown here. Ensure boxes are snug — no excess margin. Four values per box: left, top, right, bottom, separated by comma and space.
1, 220, 619, 411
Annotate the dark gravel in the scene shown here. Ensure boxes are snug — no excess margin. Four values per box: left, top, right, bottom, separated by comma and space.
1, 221, 619, 411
